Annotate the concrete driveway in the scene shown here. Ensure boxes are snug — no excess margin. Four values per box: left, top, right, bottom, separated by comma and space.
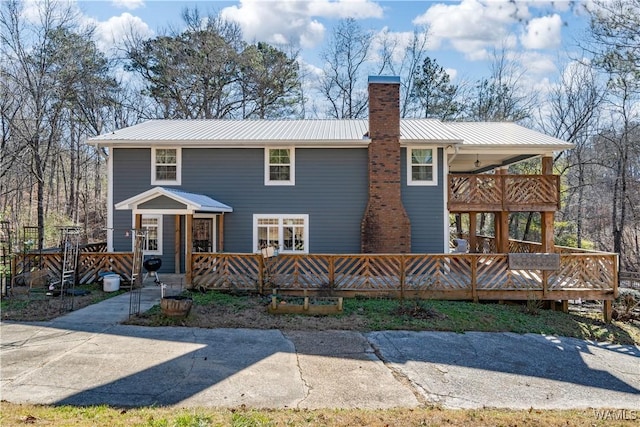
1, 289, 638, 409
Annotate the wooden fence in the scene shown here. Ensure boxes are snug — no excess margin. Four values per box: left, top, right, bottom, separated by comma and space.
13, 248, 619, 303
191, 252, 618, 302
14, 252, 134, 286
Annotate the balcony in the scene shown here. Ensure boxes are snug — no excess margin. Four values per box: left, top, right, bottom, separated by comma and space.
448, 174, 560, 213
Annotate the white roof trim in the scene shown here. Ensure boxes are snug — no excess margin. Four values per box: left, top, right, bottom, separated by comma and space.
115, 187, 233, 213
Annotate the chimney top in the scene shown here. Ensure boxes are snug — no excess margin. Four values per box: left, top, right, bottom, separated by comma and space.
368, 75, 400, 84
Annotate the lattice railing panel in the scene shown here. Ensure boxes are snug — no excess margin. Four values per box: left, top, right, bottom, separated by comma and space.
267, 255, 330, 290
449, 174, 559, 212
78, 253, 134, 284
192, 253, 260, 290
505, 176, 558, 205
549, 255, 616, 291
449, 175, 502, 206
333, 256, 400, 290
476, 255, 510, 290
506, 269, 543, 290
405, 255, 471, 290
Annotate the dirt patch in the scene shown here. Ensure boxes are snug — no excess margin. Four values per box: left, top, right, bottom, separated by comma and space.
392, 302, 448, 320
1, 285, 124, 322
125, 294, 370, 331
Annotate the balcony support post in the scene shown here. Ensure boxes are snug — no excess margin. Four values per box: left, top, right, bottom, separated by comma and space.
541, 156, 555, 254
469, 212, 477, 252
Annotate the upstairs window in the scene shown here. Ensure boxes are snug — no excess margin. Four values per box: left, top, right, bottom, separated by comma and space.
265, 147, 295, 185
407, 147, 437, 186
152, 147, 181, 185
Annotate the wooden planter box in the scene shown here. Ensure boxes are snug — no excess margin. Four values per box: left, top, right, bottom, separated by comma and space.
268, 290, 343, 315
160, 296, 193, 317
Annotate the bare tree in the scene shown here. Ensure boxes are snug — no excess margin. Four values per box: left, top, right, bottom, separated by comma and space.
464, 47, 536, 122
318, 18, 372, 119
541, 61, 604, 248
376, 28, 431, 118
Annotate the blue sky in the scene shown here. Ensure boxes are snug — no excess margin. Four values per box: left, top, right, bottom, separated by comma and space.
76, 0, 592, 92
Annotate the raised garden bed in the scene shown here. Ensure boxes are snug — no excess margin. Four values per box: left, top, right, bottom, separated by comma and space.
268, 289, 343, 315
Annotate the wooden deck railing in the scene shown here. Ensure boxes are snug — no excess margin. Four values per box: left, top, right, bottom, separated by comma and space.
14, 252, 134, 285
191, 252, 618, 302
448, 174, 560, 212
13, 250, 618, 303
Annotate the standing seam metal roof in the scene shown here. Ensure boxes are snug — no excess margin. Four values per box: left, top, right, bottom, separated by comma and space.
89, 119, 573, 150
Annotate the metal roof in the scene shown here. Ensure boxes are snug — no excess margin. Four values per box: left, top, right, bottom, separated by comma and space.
89, 119, 462, 146
115, 187, 232, 213
446, 122, 574, 150
88, 119, 573, 151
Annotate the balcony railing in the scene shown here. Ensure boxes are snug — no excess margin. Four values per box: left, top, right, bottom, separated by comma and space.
448, 174, 560, 212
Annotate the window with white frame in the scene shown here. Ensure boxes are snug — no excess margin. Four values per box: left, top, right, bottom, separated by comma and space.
265, 147, 295, 185
141, 215, 162, 255
254, 214, 308, 253
407, 147, 437, 186
151, 147, 181, 185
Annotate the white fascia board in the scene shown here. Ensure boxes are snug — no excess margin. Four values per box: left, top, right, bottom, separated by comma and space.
115, 187, 166, 210
400, 139, 463, 147
458, 145, 573, 154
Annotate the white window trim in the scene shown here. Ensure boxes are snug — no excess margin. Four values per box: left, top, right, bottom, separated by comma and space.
253, 214, 309, 254
151, 147, 182, 185
407, 146, 438, 186
264, 147, 295, 186
132, 213, 163, 256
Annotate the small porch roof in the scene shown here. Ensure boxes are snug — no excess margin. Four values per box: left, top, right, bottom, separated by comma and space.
115, 187, 233, 214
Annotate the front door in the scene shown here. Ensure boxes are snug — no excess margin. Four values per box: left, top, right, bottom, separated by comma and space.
193, 217, 214, 253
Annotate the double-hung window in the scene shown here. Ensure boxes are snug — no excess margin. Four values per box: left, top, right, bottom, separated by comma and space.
254, 214, 308, 253
265, 147, 295, 185
407, 147, 437, 186
152, 147, 181, 185
141, 214, 162, 255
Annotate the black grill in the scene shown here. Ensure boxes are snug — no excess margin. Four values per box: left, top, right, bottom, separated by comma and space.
143, 257, 162, 272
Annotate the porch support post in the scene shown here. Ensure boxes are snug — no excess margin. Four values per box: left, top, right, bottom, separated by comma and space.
218, 214, 225, 252
469, 212, 477, 253
185, 214, 193, 285
495, 168, 509, 253
541, 155, 555, 254
498, 212, 509, 253
174, 215, 181, 274
134, 213, 142, 230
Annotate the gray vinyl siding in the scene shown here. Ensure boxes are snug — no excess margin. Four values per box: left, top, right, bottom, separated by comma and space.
139, 196, 187, 210
112, 146, 446, 271
401, 147, 446, 253
112, 147, 368, 271
182, 148, 368, 253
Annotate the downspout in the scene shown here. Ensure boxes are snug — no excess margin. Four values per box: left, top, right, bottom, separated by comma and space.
447, 144, 459, 166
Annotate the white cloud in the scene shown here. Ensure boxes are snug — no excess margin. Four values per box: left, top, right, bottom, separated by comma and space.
94, 13, 153, 54
412, 0, 529, 60
445, 68, 458, 81
111, 0, 144, 11
521, 14, 562, 49
221, 0, 382, 48
307, 0, 383, 19
519, 51, 558, 76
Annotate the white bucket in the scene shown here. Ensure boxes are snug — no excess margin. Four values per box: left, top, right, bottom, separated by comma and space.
103, 275, 121, 292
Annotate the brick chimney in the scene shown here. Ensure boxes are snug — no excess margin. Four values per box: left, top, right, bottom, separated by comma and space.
361, 76, 411, 253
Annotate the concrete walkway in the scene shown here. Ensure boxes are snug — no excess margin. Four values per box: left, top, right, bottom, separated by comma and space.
1, 285, 639, 410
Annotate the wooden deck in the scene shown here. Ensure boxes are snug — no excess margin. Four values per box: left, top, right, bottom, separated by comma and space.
448, 174, 560, 212
13, 250, 617, 301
